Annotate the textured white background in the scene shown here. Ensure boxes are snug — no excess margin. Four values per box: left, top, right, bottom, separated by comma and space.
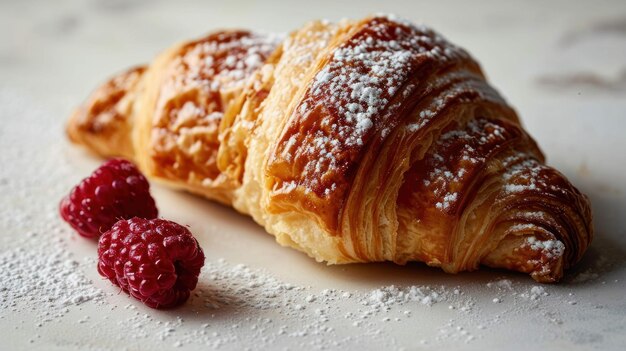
1, 0, 625, 350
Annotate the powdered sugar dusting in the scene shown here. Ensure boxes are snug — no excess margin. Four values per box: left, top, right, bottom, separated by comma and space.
283, 23, 336, 79
412, 117, 513, 213
151, 31, 281, 183
161, 31, 281, 122
404, 70, 506, 133
0, 90, 110, 343
364, 285, 444, 308
501, 157, 550, 194
273, 16, 471, 197
179, 32, 281, 93
0, 232, 105, 322
526, 236, 566, 259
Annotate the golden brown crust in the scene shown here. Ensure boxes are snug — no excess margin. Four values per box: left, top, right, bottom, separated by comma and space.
67, 66, 145, 159
138, 31, 280, 204
265, 17, 480, 234
66, 16, 593, 283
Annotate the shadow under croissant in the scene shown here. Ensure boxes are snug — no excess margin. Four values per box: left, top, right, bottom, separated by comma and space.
158, 185, 606, 295
561, 176, 626, 285
122, 176, 626, 320
174, 282, 245, 321
563, 236, 626, 284
66, 152, 623, 312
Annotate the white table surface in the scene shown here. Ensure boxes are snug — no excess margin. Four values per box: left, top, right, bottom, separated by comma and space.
1, 0, 625, 350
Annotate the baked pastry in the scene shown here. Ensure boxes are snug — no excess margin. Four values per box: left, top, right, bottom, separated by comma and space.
67, 16, 593, 283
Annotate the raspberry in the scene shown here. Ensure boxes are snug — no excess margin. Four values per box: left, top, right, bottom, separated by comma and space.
97, 217, 205, 309
60, 158, 158, 238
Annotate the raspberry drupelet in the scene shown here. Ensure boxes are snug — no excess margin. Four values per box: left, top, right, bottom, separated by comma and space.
98, 217, 205, 309
60, 158, 158, 238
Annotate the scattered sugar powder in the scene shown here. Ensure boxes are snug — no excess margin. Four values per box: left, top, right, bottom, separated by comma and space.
0, 232, 105, 323
362, 285, 444, 308
526, 236, 565, 258
1, 46, 624, 348
486, 279, 514, 290
0, 90, 108, 335
281, 16, 476, 196
528, 286, 550, 300
569, 255, 612, 284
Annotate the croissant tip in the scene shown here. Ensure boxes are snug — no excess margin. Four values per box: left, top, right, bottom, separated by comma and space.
65, 109, 82, 144
529, 265, 563, 284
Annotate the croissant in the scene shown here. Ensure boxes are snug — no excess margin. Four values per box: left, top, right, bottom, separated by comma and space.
66, 16, 593, 283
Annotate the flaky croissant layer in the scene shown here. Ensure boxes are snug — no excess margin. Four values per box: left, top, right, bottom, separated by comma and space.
67, 15, 592, 283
